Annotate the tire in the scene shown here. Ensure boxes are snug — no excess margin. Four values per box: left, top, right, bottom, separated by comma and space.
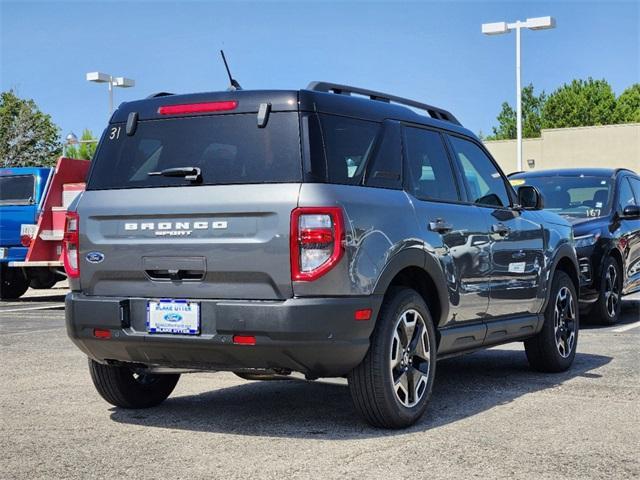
0, 264, 29, 300
348, 287, 437, 429
589, 256, 622, 325
88, 358, 180, 408
525, 271, 579, 373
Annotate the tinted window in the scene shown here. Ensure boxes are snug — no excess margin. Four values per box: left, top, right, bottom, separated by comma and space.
88, 113, 302, 190
404, 127, 458, 202
318, 115, 379, 185
512, 175, 613, 219
448, 136, 510, 207
629, 178, 640, 206
365, 121, 402, 189
618, 177, 637, 210
0, 175, 35, 205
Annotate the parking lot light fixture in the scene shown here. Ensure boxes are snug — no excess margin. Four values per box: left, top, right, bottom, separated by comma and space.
482, 16, 556, 172
86, 71, 135, 115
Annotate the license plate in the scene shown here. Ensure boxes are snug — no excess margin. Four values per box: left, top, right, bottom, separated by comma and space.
20, 224, 37, 237
147, 300, 200, 335
0, 248, 6, 259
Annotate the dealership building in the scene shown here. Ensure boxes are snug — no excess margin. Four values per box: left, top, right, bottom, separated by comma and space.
483, 122, 640, 175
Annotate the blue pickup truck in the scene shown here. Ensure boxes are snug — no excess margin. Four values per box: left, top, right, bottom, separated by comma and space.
0, 167, 55, 298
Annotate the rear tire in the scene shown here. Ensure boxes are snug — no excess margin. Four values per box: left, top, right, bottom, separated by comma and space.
88, 358, 180, 408
0, 264, 29, 299
348, 287, 436, 429
589, 256, 622, 325
525, 271, 578, 373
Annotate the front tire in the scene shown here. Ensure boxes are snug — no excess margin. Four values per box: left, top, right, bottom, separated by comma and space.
348, 287, 436, 429
590, 256, 622, 325
525, 271, 578, 373
88, 358, 180, 408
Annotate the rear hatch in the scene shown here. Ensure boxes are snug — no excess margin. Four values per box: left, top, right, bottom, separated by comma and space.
77, 92, 302, 300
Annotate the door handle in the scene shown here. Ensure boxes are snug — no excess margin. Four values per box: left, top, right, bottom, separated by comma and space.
429, 218, 453, 234
492, 223, 511, 236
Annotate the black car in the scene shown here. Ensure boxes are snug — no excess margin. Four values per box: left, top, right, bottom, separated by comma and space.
510, 168, 640, 324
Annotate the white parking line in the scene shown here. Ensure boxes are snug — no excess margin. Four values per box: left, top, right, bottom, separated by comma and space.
0, 305, 64, 313
612, 320, 640, 333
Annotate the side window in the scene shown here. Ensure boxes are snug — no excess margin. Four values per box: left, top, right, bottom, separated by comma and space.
627, 178, 640, 206
319, 115, 380, 185
448, 135, 511, 208
618, 177, 637, 211
364, 121, 402, 189
403, 127, 459, 202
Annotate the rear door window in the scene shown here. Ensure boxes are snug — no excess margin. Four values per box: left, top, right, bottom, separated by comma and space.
88, 112, 302, 190
0, 175, 35, 205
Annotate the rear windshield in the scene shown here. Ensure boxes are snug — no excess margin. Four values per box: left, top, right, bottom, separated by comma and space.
512, 175, 613, 219
0, 175, 35, 205
87, 112, 302, 190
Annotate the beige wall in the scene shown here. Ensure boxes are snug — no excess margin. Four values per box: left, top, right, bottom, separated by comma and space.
484, 123, 640, 175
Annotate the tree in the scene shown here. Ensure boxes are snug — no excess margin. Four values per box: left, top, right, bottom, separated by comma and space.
614, 84, 640, 123
0, 90, 61, 167
65, 129, 98, 160
487, 84, 546, 140
542, 78, 616, 129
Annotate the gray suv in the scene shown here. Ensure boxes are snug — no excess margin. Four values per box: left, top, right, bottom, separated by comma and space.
65, 82, 580, 428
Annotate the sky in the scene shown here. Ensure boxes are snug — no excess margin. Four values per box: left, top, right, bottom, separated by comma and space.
1, 0, 638, 141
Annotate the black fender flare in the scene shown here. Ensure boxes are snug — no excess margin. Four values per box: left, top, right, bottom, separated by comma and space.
543, 243, 580, 312
372, 247, 450, 326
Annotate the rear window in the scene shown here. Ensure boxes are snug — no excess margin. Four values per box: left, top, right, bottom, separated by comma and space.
0, 175, 35, 205
87, 113, 302, 190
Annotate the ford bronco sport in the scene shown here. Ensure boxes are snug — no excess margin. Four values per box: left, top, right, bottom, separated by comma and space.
65, 82, 580, 428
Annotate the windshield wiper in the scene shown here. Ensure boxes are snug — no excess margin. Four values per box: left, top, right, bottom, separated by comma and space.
148, 167, 201, 182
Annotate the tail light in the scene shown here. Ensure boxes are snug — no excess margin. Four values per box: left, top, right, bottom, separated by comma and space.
20, 234, 32, 247
63, 211, 80, 278
290, 207, 344, 281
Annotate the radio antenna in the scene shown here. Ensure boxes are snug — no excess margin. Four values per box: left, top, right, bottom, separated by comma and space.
220, 50, 242, 91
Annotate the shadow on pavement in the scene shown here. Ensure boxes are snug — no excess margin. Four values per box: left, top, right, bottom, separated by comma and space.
110, 348, 611, 439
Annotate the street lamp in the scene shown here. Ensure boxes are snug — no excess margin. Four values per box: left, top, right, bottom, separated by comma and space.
64, 131, 98, 157
86, 71, 135, 115
482, 16, 556, 171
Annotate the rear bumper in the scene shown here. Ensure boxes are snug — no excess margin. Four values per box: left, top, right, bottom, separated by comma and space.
0, 246, 27, 263
65, 293, 382, 377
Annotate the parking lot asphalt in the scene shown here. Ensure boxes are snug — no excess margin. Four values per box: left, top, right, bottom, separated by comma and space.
1, 287, 639, 480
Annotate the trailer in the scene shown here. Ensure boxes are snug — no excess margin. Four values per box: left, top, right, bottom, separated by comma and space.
0, 157, 89, 299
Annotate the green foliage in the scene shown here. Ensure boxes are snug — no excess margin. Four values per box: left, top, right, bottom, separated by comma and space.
487, 79, 639, 140
614, 84, 640, 123
487, 84, 546, 140
541, 78, 616, 129
65, 129, 98, 160
0, 90, 62, 167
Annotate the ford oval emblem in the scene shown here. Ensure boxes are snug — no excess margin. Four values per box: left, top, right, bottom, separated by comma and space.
164, 313, 183, 322
86, 251, 105, 264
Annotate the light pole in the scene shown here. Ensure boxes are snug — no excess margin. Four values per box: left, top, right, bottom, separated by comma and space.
64, 131, 98, 157
482, 16, 556, 171
86, 72, 135, 115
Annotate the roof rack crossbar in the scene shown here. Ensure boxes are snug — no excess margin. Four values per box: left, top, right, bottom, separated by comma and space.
307, 81, 461, 126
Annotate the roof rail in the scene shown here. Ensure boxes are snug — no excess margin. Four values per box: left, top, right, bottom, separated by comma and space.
146, 92, 174, 99
307, 81, 461, 126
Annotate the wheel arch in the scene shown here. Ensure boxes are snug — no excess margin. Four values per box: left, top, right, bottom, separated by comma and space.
544, 244, 580, 312
373, 248, 449, 328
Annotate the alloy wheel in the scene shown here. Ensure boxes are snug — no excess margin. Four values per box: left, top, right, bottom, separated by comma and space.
390, 309, 431, 407
553, 286, 576, 358
604, 264, 620, 318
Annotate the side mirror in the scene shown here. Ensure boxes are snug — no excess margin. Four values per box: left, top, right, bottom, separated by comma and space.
622, 204, 640, 218
518, 185, 544, 210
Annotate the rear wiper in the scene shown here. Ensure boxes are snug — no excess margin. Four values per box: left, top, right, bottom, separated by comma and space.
148, 167, 201, 182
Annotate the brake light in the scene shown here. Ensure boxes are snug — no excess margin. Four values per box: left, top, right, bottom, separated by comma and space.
290, 207, 344, 281
158, 101, 238, 116
20, 234, 32, 247
63, 211, 80, 278
233, 335, 256, 345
